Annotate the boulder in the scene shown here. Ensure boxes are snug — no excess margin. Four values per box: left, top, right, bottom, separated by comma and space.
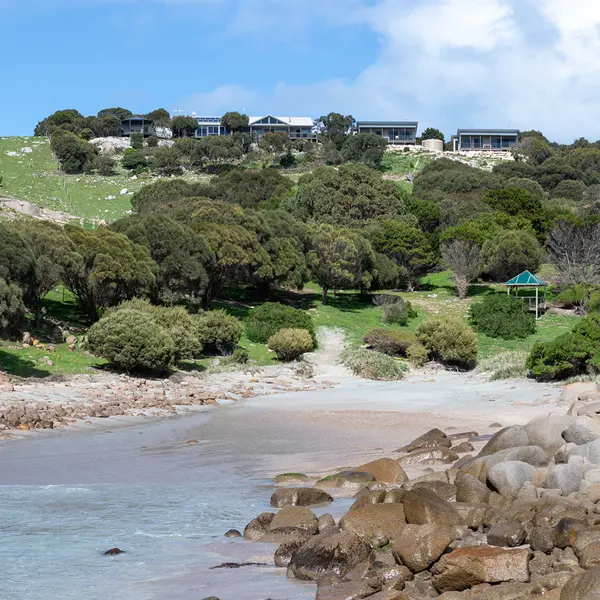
287, 531, 372, 581
339, 503, 406, 543
546, 463, 584, 496
560, 567, 600, 599
317, 471, 375, 489
315, 580, 379, 600
403, 488, 465, 527
448, 431, 479, 441
243, 512, 275, 540
487, 523, 526, 547
454, 442, 475, 454
431, 546, 531, 593
570, 527, 600, 559
274, 473, 312, 484
270, 487, 333, 508
270, 506, 319, 535
560, 382, 598, 404
392, 524, 465, 573
351, 490, 387, 510
275, 537, 308, 567
318, 514, 337, 533
456, 474, 491, 504
486, 461, 536, 499
224, 529, 241, 538
580, 543, 600, 569
412, 481, 457, 502
397, 447, 459, 466
478, 425, 530, 456
577, 402, 600, 417
358, 458, 408, 484
401, 428, 451, 453
562, 417, 600, 445
525, 416, 576, 455
568, 439, 600, 464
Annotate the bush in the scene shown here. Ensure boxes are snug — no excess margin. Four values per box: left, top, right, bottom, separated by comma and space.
130, 132, 144, 150
477, 351, 528, 380
230, 347, 249, 364
416, 318, 478, 369
122, 148, 147, 171
550, 179, 587, 202
555, 285, 600, 313
406, 343, 429, 367
364, 329, 417, 356
482, 230, 544, 282
470, 295, 536, 340
87, 309, 175, 372
268, 328, 314, 362
340, 347, 406, 381
92, 155, 116, 176
147, 136, 159, 148
245, 302, 316, 345
382, 300, 417, 326
195, 309, 243, 355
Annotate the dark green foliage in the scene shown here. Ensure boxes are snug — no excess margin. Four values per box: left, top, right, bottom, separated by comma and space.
555, 285, 600, 312
470, 294, 536, 340
79, 128, 95, 141
150, 147, 184, 176
483, 187, 543, 223
258, 132, 289, 153
416, 318, 478, 369
516, 135, 553, 165
147, 135, 159, 148
341, 133, 388, 168
121, 148, 147, 171
144, 108, 171, 126
0, 222, 36, 285
289, 163, 406, 228
50, 131, 96, 173
171, 116, 198, 138
130, 179, 200, 214
87, 309, 175, 372
221, 111, 249, 133
95, 115, 122, 137
63, 226, 156, 322
34, 109, 85, 136
194, 309, 243, 355
91, 155, 117, 176
0, 278, 25, 331
230, 347, 249, 364
382, 299, 417, 325
482, 230, 544, 281
268, 328, 314, 362
550, 179, 587, 202
441, 212, 533, 247
370, 253, 400, 291
364, 329, 417, 356
130, 132, 144, 150
279, 150, 296, 169
316, 113, 355, 149
421, 127, 445, 142
506, 177, 546, 200
97, 107, 133, 121
245, 302, 315, 345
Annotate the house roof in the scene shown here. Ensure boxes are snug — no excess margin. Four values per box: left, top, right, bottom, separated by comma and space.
122, 115, 153, 122
457, 128, 519, 136
506, 271, 547, 287
357, 121, 419, 128
248, 115, 314, 127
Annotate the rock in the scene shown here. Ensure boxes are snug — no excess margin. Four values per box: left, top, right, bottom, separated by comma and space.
210, 562, 267, 569
103, 548, 125, 555
243, 512, 275, 540
270, 506, 319, 534
317, 471, 375, 489
569, 439, 600, 464
22, 332, 31, 345
431, 546, 531, 593
274, 473, 311, 484
287, 531, 372, 581
454, 442, 475, 454
318, 514, 337, 533
486, 461, 536, 499
315, 580, 379, 600
392, 524, 464, 573
580, 543, 600, 569
412, 481, 457, 502
356, 590, 407, 600
560, 382, 598, 404
351, 490, 387, 510
383, 489, 406, 504
562, 417, 600, 445
224, 529, 241, 538
402, 428, 451, 453
65, 335, 77, 345
397, 447, 459, 466
339, 503, 406, 544
275, 537, 307, 567
17, 423, 31, 431
271, 487, 333, 508
478, 425, 530, 456
487, 523, 526, 547
456, 474, 491, 504
546, 463, 584, 495
448, 431, 479, 442
358, 458, 408, 484
403, 488, 465, 527
570, 527, 600, 558
560, 567, 600, 599
577, 402, 600, 417
120, 188, 128, 195
525, 416, 577, 454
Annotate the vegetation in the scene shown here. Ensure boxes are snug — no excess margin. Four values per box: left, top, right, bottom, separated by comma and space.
245, 302, 315, 345
416, 318, 478, 369
340, 347, 406, 381
381, 299, 417, 326
268, 328, 314, 362
470, 295, 536, 340
195, 309, 243, 355
363, 329, 417, 357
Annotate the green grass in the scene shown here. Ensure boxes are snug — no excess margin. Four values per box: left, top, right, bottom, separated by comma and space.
380, 151, 432, 177
0, 136, 145, 225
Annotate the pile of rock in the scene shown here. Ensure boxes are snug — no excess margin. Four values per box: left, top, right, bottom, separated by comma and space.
238, 412, 600, 599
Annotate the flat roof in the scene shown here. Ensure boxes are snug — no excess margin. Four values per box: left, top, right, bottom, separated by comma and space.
457, 129, 519, 135
357, 121, 418, 128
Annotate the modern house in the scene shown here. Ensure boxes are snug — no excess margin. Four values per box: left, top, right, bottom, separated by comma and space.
195, 115, 316, 140
120, 116, 156, 137
355, 121, 419, 145
452, 129, 519, 152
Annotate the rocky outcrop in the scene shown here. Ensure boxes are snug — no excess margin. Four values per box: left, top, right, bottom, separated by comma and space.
270, 487, 333, 508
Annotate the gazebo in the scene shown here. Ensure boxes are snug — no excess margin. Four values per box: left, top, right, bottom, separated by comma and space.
505, 271, 548, 320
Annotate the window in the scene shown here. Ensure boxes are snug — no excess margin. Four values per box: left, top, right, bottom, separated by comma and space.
208, 126, 219, 135
502, 137, 516, 148
461, 135, 472, 149
491, 136, 502, 149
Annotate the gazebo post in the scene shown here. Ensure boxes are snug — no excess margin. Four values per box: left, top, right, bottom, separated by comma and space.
535, 286, 539, 320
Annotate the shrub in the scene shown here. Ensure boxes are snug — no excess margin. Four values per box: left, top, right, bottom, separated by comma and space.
92, 155, 116, 176
130, 132, 144, 150
147, 135, 159, 148
230, 347, 249, 364
87, 309, 175, 372
79, 128, 95, 141
382, 299, 417, 326
406, 343, 429, 367
195, 309, 243, 355
555, 285, 600, 313
482, 230, 544, 282
364, 329, 417, 356
478, 351, 528, 381
245, 302, 316, 345
268, 328, 314, 362
470, 295, 536, 340
340, 347, 406, 381
416, 318, 478, 369
122, 148, 147, 171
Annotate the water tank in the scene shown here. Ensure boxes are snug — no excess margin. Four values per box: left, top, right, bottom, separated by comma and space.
422, 138, 444, 152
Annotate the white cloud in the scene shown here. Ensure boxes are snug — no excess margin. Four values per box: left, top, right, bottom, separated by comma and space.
177, 0, 600, 142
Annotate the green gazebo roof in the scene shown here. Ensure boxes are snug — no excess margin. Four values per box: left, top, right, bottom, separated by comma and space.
506, 271, 547, 287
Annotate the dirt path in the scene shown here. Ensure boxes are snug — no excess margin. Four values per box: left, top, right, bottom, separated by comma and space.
0, 196, 78, 223
306, 327, 352, 379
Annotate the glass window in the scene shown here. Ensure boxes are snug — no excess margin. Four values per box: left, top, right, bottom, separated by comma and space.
491, 136, 501, 149
461, 135, 471, 149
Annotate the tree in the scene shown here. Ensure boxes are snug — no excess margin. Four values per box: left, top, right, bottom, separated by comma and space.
150, 146, 184, 176
97, 107, 133, 121
288, 163, 406, 228
442, 240, 483, 299
145, 108, 171, 127
307, 223, 375, 303
63, 226, 157, 322
369, 220, 436, 290
0, 222, 36, 286
514, 135, 553, 165
11, 221, 81, 324
111, 215, 214, 304
482, 230, 543, 282
548, 221, 600, 286
421, 127, 445, 142
550, 179, 587, 202
0, 278, 25, 332
95, 115, 122, 137
50, 131, 96, 173
315, 113, 355, 149
171, 116, 198, 138
91, 155, 117, 176
34, 109, 85, 136
258, 132, 290, 153
121, 148, 147, 171
195, 136, 243, 164
221, 111, 249, 133
341, 133, 388, 168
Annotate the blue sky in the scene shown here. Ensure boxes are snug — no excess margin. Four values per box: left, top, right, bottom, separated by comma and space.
3, 0, 600, 142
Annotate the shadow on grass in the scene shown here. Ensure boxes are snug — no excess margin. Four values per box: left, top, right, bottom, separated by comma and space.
42, 296, 89, 329
178, 361, 208, 374
0, 349, 51, 378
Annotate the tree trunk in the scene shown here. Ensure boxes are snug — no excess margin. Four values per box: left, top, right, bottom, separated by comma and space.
456, 277, 469, 299
321, 286, 328, 305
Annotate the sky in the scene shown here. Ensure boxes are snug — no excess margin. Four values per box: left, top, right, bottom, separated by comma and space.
3, 0, 600, 142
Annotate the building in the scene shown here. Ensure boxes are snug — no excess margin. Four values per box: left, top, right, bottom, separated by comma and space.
120, 116, 156, 137
452, 129, 519, 152
355, 121, 418, 145
195, 114, 316, 140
